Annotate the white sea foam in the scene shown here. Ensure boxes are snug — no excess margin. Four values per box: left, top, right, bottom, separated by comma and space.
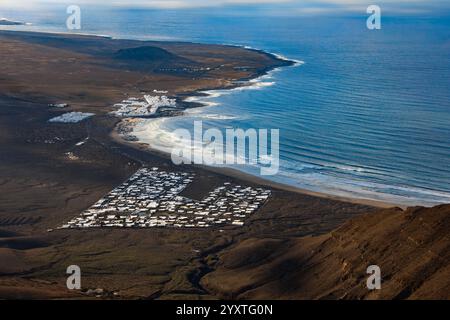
201, 91, 226, 99
132, 118, 180, 155
272, 52, 305, 66
271, 167, 450, 207
132, 119, 250, 165
240, 80, 276, 90
183, 65, 282, 110
198, 114, 238, 120
131, 118, 450, 207
240, 45, 305, 66
0, 18, 27, 25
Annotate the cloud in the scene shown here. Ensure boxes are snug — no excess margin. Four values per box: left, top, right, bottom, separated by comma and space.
1, 0, 447, 12
1, 0, 292, 8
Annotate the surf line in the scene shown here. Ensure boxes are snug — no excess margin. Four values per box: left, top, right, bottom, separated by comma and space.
170, 120, 280, 176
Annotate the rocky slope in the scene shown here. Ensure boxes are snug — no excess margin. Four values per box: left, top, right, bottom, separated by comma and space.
201, 205, 450, 299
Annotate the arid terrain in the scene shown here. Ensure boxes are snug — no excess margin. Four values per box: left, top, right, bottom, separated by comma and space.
0, 31, 448, 300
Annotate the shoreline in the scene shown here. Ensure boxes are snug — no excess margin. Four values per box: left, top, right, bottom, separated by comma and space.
111, 130, 398, 209
104, 38, 404, 209
0, 29, 403, 208
104, 42, 396, 209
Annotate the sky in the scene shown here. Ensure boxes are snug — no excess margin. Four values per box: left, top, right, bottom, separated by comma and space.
1, 0, 449, 15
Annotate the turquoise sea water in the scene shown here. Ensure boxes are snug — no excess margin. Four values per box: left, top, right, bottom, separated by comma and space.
2, 6, 449, 206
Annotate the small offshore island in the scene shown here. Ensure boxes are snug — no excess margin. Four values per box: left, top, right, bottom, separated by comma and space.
0, 18, 27, 26
0, 30, 448, 300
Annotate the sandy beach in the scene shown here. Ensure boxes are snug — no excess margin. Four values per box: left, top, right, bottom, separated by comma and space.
112, 130, 398, 209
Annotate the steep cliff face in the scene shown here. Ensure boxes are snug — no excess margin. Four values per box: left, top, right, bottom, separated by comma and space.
201, 205, 450, 300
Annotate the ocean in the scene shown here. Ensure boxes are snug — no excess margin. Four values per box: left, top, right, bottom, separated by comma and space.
2, 5, 450, 206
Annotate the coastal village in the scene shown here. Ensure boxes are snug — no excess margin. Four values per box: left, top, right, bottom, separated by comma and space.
59, 167, 271, 229
53, 93, 272, 229
47, 92, 178, 124
111, 92, 177, 118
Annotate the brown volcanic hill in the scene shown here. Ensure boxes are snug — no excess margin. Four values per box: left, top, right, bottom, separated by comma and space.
112, 46, 197, 72
113, 46, 181, 61
201, 205, 450, 300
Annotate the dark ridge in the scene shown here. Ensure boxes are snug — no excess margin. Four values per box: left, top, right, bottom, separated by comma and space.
0, 229, 21, 238
113, 46, 178, 61
111, 46, 199, 75
0, 236, 50, 250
